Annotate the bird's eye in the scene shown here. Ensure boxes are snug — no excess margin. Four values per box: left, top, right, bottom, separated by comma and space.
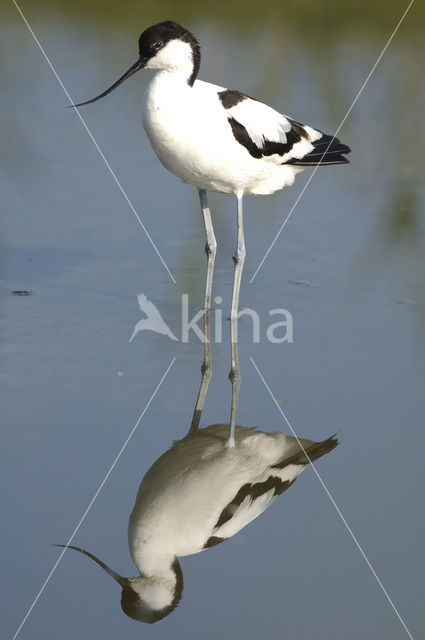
151, 41, 163, 52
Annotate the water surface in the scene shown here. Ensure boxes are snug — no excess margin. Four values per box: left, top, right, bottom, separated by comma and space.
1, 3, 424, 639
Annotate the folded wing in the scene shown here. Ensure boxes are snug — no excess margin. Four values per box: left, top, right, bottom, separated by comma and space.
218, 89, 350, 166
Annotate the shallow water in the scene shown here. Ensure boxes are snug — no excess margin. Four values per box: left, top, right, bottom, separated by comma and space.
1, 3, 424, 639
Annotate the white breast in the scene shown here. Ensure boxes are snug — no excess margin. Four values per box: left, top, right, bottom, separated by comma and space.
127, 426, 303, 574
142, 72, 302, 195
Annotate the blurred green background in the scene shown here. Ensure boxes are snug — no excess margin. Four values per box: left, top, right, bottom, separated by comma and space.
3, 0, 424, 32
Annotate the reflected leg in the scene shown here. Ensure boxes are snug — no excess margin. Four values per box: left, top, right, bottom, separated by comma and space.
228, 315, 241, 447
199, 189, 217, 311
188, 190, 216, 434
188, 309, 212, 433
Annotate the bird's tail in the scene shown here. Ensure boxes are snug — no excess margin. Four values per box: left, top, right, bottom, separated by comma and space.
288, 133, 350, 166
272, 434, 339, 469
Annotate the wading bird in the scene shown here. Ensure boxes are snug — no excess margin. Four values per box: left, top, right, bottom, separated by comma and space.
57, 310, 338, 622
73, 21, 350, 321
57, 426, 338, 622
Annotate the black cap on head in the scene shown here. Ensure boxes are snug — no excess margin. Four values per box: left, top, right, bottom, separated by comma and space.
138, 21, 200, 86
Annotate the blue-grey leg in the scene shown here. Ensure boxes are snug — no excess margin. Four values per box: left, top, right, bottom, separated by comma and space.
230, 192, 246, 322
188, 308, 212, 433
228, 315, 241, 447
228, 191, 245, 446
198, 189, 217, 311
187, 189, 216, 435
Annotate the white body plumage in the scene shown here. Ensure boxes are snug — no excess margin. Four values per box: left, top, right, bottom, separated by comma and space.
128, 425, 333, 573
143, 71, 309, 195
58, 423, 337, 623
63, 21, 346, 623
73, 20, 349, 320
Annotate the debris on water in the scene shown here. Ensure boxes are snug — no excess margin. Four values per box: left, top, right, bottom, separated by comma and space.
288, 279, 313, 286
11, 290, 32, 296
362, 325, 373, 329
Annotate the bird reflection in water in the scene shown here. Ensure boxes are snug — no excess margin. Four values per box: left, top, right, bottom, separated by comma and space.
58, 311, 338, 623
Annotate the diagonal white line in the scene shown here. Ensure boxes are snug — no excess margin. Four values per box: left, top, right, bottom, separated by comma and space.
250, 356, 415, 640
250, 0, 415, 283
12, 357, 176, 640
12, 0, 176, 285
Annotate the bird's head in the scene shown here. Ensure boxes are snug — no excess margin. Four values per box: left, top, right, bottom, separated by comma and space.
138, 21, 200, 82
56, 544, 183, 623
71, 21, 200, 107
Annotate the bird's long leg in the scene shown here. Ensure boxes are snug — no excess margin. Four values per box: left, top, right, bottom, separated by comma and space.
187, 190, 216, 435
228, 191, 245, 446
188, 308, 212, 433
230, 192, 246, 322
199, 189, 217, 311
228, 315, 241, 447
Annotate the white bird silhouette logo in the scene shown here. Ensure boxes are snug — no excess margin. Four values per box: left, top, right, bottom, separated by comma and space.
129, 294, 178, 343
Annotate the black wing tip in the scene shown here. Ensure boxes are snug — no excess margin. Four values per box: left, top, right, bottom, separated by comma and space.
321, 432, 340, 450
272, 433, 340, 468
289, 155, 350, 166
287, 131, 351, 166
305, 433, 340, 461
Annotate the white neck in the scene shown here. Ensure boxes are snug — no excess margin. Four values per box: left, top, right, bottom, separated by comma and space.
129, 535, 176, 580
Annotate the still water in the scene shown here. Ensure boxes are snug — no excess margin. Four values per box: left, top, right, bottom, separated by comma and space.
1, 2, 424, 639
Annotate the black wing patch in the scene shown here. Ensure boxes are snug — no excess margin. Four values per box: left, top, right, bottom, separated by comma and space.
202, 476, 295, 551
203, 535, 226, 549
286, 133, 351, 166
228, 117, 264, 159
226, 104, 350, 166
228, 116, 307, 160
218, 89, 251, 109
